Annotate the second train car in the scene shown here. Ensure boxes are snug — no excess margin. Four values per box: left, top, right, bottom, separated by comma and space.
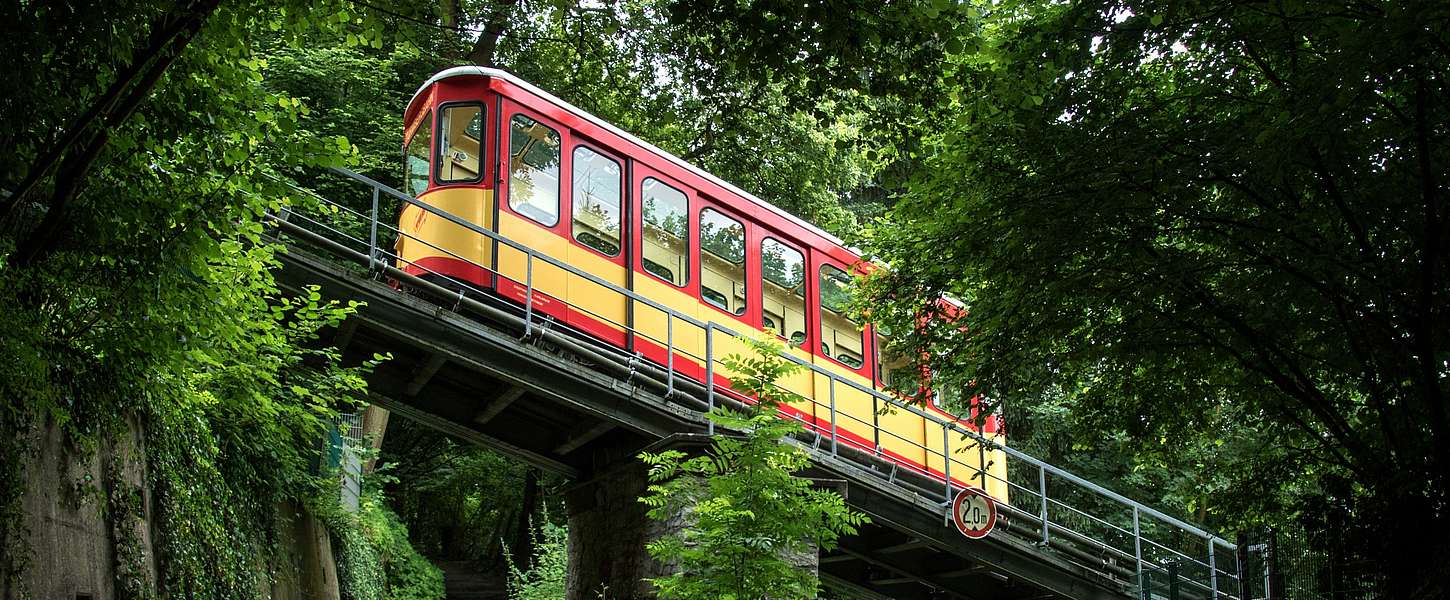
392, 67, 1007, 500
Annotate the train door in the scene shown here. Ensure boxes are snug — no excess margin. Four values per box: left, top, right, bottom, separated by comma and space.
496, 101, 570, 322
629, 164, 702, 379
396, 99, 495, 286
694, 197, 754, 391
563, 140, 630, 347
757, 233, 816, 423
813, 254, 923, 459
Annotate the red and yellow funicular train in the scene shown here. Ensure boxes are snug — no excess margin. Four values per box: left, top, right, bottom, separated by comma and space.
395, 67, 1007, 500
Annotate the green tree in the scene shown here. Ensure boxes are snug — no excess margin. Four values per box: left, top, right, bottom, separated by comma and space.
861, 0, 1448, 595
639, 336, 868, 600
0, 0, 413, 595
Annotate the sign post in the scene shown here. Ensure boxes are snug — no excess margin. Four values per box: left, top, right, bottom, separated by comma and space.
951, 486, 998, 539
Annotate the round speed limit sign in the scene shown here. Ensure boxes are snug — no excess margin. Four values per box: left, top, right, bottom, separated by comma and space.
951, 486, 998, 539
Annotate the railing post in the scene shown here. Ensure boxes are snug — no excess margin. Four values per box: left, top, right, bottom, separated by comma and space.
665, 312, 674, 397
829, 376, 838, 455
1038, 464, 1050, 545
705, 326, 714, 436
872, 394, 880, 450
523, 251, 534, 338
978, 433, 987, 484
1133, 506, 1143, 592
1209, 537, 1218, 600
368, 186, 379, 271
942, 425, 952, 505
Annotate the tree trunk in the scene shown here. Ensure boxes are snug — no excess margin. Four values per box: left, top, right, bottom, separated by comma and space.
509, 467, 540, 570
465, 0, 518, 67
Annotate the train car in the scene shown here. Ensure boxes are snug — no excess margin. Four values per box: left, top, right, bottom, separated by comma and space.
393, 67, 1008, 500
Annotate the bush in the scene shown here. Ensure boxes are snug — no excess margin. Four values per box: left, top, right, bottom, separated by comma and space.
329, 489, 446, 600
505, 515, 568, 600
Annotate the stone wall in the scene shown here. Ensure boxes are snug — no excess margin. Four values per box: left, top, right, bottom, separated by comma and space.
2, 417, 155, 600
1, 418, 340, 600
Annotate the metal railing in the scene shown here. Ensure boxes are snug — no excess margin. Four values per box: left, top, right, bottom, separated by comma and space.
267, 167, 1243, 598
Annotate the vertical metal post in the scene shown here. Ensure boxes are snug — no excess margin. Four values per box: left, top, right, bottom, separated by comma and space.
368, 187, 379, 270
828, 376, 838, 454
1234, 538, 1244, 600
978, 434, 987, 485
1209, 537, 1218, 600
665, 312, 674, 397
871, 394, 880, 450
1168, 561, 1180, 600
1038, 464, 1050, 545
705, 326, 715, 435
1133, 506, 1143, 592
942, 426, 952, 504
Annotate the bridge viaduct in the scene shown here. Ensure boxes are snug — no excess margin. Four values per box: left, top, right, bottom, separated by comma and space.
268, 170, 1242, 600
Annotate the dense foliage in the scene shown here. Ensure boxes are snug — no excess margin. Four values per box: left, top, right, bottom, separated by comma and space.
861, 0, 1448, 595
639, 337, 868, 600
0, 0, 411, 596
323, 488, 446, 600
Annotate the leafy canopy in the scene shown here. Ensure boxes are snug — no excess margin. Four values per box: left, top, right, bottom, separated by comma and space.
861, 0, 1449, 595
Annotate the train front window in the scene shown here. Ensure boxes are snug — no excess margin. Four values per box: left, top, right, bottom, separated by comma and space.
571, 146, 622, 256
508, 114, 561, 226
700, 208, 746, 315
437, 104, 483, 183
641, 178, 688, 286
761, 238, 806, 346
403, 110, 432, 197
819, 264, 864, 368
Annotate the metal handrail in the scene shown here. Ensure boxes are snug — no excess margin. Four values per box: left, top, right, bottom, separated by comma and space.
272, 167, 1242, 597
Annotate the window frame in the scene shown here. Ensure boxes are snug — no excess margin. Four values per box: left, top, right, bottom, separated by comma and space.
759, 235, 808, 348
817, 262, 866, 372
698, 205, 748, 318
402, 109, 434, 198
637, 176, 691, 288
434, 101, 487, 185
569, 143, 625, 258
505, 112, 563, 228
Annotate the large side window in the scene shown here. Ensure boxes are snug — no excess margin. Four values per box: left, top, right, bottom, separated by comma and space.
819, 264, 864, 368
508, 114, 561, 226
437, 104, 483, 183
403, 110, 433, 197
571, 146, 622, 256
699, 208, 746, 315
640, 178, 688, 286
761, 238, 806, 346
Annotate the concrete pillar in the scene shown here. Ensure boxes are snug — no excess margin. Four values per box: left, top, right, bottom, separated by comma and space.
565, 454, 669, 600
359, 405, 390, 474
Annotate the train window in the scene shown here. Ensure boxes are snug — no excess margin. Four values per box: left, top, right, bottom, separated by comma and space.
876, 329, 916, 392
403, 110, 432, 197
437, 104, 483, 183
699, 208, 746, 315
641, 178, 688, 286
819, 264, 863, 369
761, 238, 806, 346
571, 146, 622, 256
507, 114, 561, 226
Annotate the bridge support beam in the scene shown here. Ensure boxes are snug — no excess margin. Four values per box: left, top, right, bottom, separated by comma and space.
565, 447, 667, 600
